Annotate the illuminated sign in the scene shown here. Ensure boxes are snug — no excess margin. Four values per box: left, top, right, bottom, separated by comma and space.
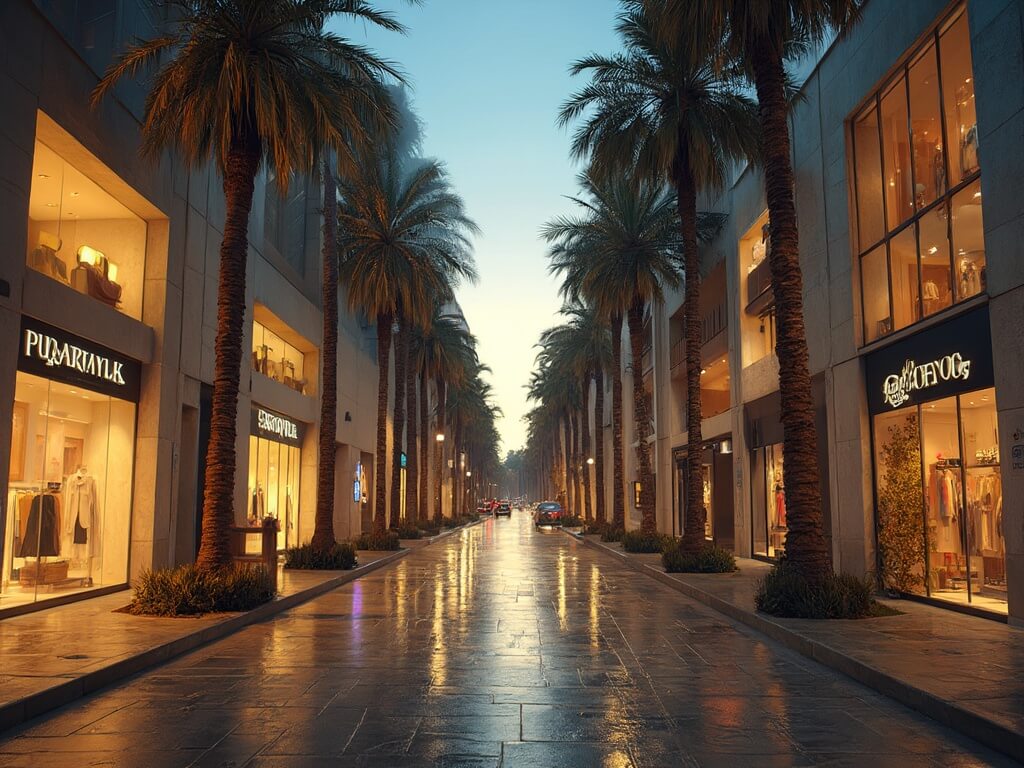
18, 316, 141, 401
882, 354, 971, 409
251, 405, 304, 447
865, 306, 993, 415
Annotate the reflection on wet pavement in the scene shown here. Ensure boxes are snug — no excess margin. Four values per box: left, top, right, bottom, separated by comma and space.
0, 511, 1013, 767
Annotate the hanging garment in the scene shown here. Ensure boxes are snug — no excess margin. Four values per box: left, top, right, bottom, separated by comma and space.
775, 487, 786, 527
18, 494, 61, 557
63, 472, 99, 557
251, 486, 265, 522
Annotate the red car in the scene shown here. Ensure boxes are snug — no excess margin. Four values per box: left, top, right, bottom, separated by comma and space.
534, 501, 563, 526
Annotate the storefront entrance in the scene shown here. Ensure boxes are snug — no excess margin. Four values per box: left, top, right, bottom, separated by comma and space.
675, 440, 734, 549
2, 318, 140, 614
866, 306, 1005, 615
248, 405, 305, 551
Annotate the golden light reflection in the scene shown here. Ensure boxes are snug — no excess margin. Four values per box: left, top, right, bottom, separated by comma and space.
429, 567, 447, 687
556, 550, 568, 630
589, 563, 601, 648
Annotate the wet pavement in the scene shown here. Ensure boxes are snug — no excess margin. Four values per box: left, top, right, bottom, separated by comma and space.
0, 510, 1013, 767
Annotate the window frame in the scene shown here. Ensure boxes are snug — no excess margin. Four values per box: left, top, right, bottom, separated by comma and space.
851, 5, 981, 347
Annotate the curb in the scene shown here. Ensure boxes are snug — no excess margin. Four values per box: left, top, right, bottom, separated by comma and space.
564, 530, 1024, 763
1, 521, 481, 735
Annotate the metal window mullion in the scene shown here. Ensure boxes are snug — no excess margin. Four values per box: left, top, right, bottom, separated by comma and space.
954, 395, 972, 603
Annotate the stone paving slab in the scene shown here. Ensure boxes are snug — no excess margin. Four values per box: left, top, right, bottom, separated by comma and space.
0, 523, 479, 734
566, 530, 1024, 763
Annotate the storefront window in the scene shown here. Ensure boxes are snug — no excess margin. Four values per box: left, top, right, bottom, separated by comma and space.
873, 390, 1004, 612
247, 406, 304, 550
252, 319, 308, 395
851, 6, 982, 345
951, 179, 985, 299
765, 444, 786, 558
26, 139, 147, 320
3, 372, 134, 611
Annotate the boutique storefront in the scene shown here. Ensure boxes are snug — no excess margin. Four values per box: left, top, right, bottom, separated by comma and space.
2, 318, 140, 613
867, 305, 1006, 616
248, 404, 305, 551
675, 439, 734, 549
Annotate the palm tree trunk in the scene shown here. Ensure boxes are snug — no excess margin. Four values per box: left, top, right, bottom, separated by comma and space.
752, 41, 831, 584
594, 368, 606, 525
676, 160, 705, 555
434, 380, 447, 520
581, 379, 593, 523
311, 159, 338, 554
627, 298, 656, 534
196, 140, 260, 573
390, 312, 407, 527
406, 369, 419, 524
373, 313, 392, 536
419, 374, 430, 522
610, 313, 626, 531
563, 415, 574, 516
571, 410, 583, 519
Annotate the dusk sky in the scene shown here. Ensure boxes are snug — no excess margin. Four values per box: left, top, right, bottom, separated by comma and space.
345, 0, 622, 455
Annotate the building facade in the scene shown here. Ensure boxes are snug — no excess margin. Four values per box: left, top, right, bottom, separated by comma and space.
0, 1, 382, 617
646, 0, 1024, 624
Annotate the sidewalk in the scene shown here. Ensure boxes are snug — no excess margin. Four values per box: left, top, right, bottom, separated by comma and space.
566, 531, 1024, 763
0, 523, 479, 734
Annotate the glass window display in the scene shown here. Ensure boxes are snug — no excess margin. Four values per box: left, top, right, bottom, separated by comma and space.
26, 138, 147, 320
247, 406, 304, 551
873, 388, 1005, 613
252, 319, 308, 395
765, 444, 786, 558
851, 5, 981, 345
2, 372, 134, 612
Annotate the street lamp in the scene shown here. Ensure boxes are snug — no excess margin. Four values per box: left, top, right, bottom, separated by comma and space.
435, 432, 445, 442
466, 470, 472, 477
586, 457, 595, 465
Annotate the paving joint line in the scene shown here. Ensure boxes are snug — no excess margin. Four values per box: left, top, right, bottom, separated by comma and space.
562, 527, 1024, 763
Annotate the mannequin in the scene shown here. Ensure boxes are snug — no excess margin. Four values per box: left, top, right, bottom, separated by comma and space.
63, 465, 98, 585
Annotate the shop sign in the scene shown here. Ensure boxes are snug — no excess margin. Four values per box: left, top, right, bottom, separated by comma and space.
881, 353, 971, 409
251, 404, 304, 447
865, 306, 994, 415
18, 316, 141, 401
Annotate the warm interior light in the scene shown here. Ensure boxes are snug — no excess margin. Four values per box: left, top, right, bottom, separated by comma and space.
466, 471, 472, 477
586, 457, 594, 465
107, 262, 119, 283
435, 433, 445, 442
77, 245, 105, 266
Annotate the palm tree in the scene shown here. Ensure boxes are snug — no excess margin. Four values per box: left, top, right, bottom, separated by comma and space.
338, 154, 477, 535
93, 0, 402, 571
694, 0, 862, 582
546, 174, 682, 535
410, 306, 477, 522
561, 0, 756, 552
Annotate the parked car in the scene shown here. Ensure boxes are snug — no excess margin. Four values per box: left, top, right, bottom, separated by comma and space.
496, 500, 511, 516
477, 500, 491, 515
534, 501, 563, 526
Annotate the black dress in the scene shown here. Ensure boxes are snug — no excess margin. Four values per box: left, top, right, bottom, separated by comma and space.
18, 494, 60, 557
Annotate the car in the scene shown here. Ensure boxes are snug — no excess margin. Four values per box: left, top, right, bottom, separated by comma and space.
534, 501, 563, 526
495, 500, 511, 516
477, 500, 491, 515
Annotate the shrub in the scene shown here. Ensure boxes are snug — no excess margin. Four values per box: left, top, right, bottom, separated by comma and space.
584, 520, 607, 536
620, 529, 674, 553
393, 523, 422, 540
560, 514, 584, 528
754, 560, 896, 619
418, 520, 441, 535
284, 541, 357, 570
353, 530, 401, 551
130, 564, 274, 617
600, 525, 625, 543
662, 542, 737, 573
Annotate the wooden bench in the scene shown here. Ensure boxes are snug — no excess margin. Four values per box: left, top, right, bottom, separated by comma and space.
228, 517, 279, 592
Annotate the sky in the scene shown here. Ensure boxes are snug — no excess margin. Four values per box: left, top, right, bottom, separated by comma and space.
342, 0, 622, 455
